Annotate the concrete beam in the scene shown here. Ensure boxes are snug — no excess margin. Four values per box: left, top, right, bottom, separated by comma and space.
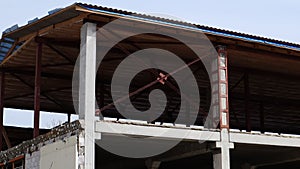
95, 121, 220, 141
230, 132, 300, 147
79, 22, 97, 169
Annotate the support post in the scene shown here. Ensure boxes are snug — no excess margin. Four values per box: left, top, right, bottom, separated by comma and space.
213, 46, 233, 169
208, 46, 229, 129
0, 72, 4, 150
214, 129, 234, 169
2, 127, 11, 148
217, 46, 229, 129
68, 113, 71, 123
259, 102, 265, 133
79, 22, 97, 169
244, 72, 251, 132
98, 82, 104, 120
34, 42, 42, 138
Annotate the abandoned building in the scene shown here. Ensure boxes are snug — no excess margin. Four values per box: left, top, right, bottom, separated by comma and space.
0, 3, 300, 169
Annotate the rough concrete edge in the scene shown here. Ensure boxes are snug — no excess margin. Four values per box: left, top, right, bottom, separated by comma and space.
0, 120, 83, 163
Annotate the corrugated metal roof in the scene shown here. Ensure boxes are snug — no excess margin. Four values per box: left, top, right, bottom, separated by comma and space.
0, 24, 20, 62
0, 38, 21, 63
1, 2, 300, 61
77, 3, 300, 51
2, 4, 80, 39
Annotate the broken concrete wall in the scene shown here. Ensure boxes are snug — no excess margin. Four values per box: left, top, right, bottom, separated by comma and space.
24, 135, 78, 169
0, 121, 82, 168
40, 135, 78, 169
25, 151, 40, 169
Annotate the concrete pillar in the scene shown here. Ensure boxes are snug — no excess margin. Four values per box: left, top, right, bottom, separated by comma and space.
214, 129, 234, 169
79, 22, 97, 169
213, 150, 223, 169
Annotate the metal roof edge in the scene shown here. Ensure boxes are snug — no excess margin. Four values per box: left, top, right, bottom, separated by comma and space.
2, 2, 300, 51
2, 3, 78, 39
76, 3, 300, 51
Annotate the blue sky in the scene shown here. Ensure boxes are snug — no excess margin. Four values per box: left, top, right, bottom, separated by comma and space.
0, 0, 299, 128
4, 108, 78, 129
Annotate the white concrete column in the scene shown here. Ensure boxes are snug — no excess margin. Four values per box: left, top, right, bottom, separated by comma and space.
214, 129, 234, 169
79, 22, 97, 169
213, 151, 223, 169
